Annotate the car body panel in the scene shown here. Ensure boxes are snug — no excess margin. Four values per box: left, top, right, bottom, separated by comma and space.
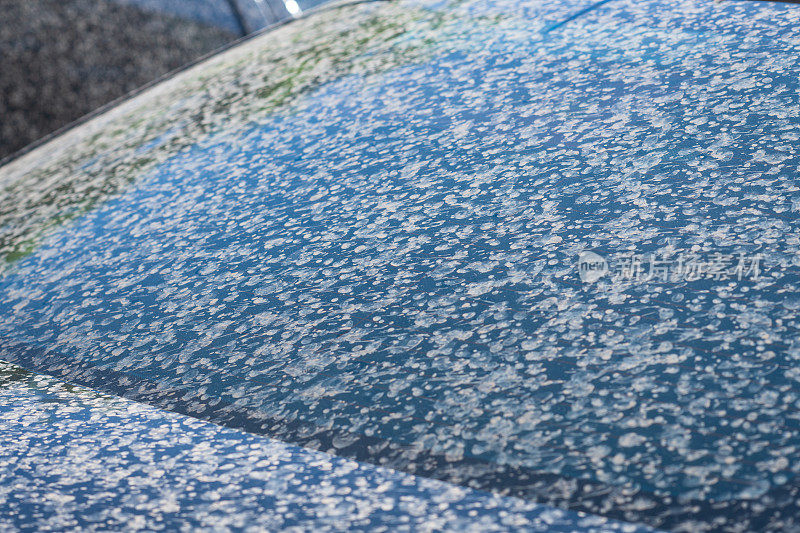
2, 0, 800, 530
0, 361, 647, 531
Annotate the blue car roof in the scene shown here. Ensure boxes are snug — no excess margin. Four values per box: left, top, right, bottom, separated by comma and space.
0, 361, 648, 531
2, 0, 800, 529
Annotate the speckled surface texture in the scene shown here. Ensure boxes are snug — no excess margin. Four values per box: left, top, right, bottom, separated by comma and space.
0, 0, 236, 159
0, 361, 646, 532
2, 0, 800, 530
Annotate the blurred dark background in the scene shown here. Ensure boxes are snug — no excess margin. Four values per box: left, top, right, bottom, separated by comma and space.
0, 0, 321, 160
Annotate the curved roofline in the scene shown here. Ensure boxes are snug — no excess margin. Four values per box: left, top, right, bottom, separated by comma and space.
0, 0, 392, 169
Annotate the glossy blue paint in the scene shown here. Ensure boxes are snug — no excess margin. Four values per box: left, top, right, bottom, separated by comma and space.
0, 362, 649, 531
2, 0, 800, 530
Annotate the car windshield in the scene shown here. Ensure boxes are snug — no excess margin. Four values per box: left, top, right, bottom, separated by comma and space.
2, 0, 800, 530
111, 0, 310, 32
